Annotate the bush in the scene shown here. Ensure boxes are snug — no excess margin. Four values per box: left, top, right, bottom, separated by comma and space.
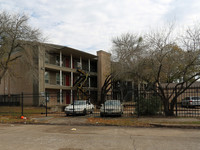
135, 96, 161, 116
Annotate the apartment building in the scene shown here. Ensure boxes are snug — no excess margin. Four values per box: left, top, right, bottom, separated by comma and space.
0, 43, 111, 106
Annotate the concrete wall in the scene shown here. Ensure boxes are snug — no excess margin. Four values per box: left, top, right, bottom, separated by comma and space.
97, 50, 111, 102
0, 45, 40, 105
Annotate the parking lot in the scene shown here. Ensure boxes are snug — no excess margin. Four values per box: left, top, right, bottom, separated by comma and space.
0, 124, 200, 150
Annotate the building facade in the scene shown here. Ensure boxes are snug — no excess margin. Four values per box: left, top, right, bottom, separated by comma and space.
0, 43, 111, 106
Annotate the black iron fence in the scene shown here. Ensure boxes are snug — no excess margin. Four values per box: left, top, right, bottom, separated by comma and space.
0, 87, 200, 118
0, 94, 20, 106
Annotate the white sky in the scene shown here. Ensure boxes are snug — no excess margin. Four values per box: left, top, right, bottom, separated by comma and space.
0, 0, 200, 55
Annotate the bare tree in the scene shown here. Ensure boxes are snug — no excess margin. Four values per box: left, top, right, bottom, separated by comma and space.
111, 33, 146, 84
0, 11, 43, 83
100, 74, 113, 104
111, 24, 200, 116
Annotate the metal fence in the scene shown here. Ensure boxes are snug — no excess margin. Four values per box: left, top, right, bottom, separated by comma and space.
0, 87, 200, 118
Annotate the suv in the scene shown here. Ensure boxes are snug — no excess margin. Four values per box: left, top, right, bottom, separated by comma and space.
182, 97, 200, 108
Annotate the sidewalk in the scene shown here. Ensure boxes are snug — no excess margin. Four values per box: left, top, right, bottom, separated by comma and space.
29, 116, 200, 129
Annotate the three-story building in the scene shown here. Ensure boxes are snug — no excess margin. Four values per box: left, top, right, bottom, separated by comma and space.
0, 43, 111, 106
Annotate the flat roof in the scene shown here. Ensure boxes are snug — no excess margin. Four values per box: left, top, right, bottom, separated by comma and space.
44, 43, 97, 60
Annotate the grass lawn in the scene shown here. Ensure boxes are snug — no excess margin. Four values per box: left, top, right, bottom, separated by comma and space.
0, 106, 46, 117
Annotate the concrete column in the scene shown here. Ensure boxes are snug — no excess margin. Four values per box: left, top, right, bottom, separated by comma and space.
88, 59, 91, 87
88, 59, 91, 101
60, 89, 62, 104
59, 50, 62, 67
88, 59, 91, 72
97, 50, 111, 102
59, 50, 62, 86
38, 46, 46, 105
70, 54, 73, 69
60, 51, 63, 104
59, 51, 62, 84
80, 56, 82, 69
70, 54, 73, 103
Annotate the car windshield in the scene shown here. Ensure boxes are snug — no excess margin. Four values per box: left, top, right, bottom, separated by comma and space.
192, 97, 200, 100
73, 100, 86, 105
184, 97, 200, 100
105, 100, 120, 106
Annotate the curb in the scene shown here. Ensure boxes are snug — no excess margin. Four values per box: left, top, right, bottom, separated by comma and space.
150, 123, 200, 129
1, 121, 200, 129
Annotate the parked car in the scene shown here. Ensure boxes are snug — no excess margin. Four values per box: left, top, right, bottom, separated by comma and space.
65, 100, 94, 116
100, 100, 123, 117
182, 97, 200, 107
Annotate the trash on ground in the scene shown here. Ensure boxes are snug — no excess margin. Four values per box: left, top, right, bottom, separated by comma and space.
71, 128, 77, 131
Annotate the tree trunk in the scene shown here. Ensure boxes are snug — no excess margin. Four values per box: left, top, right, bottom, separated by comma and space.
163, 99, 174, 116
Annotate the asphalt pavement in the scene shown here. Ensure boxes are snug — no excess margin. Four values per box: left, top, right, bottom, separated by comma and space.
0, 124, 200, 150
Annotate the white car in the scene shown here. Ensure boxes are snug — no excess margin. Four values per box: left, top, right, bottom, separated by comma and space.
182, 97, 200, 108
100, 100, 123, 117
65, 100, 94, 116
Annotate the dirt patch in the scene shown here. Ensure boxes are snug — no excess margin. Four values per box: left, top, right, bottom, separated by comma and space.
1, 115, 200, 128
59, 148, 82, 150
0, 116, 34, 124
87, 117, 152, 127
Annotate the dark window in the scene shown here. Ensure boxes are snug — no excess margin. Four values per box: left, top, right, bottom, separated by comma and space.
56, 55, 60, 66
82, 60, 88, 71
45, 72, 49, 83
90, 61, 97, 72
56, 73, 60, 85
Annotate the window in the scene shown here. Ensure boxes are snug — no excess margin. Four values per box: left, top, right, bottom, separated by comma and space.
56, 55, 60, 66
82, 60, 88, 71
56, 73, 60, 85
45, 72, 49, 83
90, 61, 97, 72
45, 52, 49, 64
62, 74, 66, 86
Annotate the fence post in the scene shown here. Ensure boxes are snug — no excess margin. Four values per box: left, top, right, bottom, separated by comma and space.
137, 88, 141, 118
137, 96, 140, 118
104, 96, 106, 118
73, 94, 74, 115
21, 92, 24, 117
45, 93, 48, 117
175, 98, 178, 117
175, 88, 178, 117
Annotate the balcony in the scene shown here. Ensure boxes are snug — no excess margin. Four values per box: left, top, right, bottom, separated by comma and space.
45, 84, 71, 90
45, 52, 97, 77
45, 63, 75, 73
45, 71, 71, 89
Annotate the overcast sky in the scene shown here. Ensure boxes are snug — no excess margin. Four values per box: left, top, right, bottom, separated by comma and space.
1, 0, 200, 55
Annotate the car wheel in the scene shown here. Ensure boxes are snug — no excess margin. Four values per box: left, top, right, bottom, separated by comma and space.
83, 109, 87, 115
90, 108, 94, 114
